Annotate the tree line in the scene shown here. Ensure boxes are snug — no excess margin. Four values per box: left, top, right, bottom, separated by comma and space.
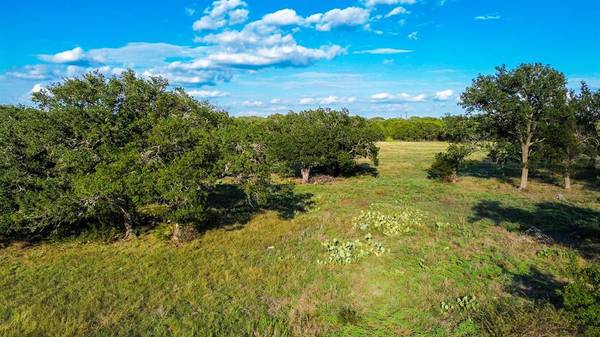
0, 71, 379, 241
430, 63, 600, 190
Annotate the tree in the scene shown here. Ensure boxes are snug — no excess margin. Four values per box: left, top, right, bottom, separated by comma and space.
1, 71, 270, 240
540, 83, 600, 189
573, 82, 600, 168
461, 63, 567, 190
267, 108, 379, 183
427, 143, 476, 182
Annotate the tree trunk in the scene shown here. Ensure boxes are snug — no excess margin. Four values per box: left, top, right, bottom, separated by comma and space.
564, 173, 572, 190
124, 219, 135, 239
172, 223, 182, 243
519, 143, 530, 190
301, 167, 311, 184
119, 206, 136, 239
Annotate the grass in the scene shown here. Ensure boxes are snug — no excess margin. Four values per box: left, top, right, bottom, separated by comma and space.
1, 141, 599, 336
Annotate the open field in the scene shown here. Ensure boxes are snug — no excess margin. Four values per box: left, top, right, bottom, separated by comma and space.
1, 141, 599, 337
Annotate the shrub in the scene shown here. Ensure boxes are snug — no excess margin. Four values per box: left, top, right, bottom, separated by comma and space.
562, 264, 600, 337
427, 144, 475, 182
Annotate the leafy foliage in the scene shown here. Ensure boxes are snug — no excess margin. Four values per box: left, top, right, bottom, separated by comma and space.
369, 117, 445, 141
427, 143, 476, 182
266, 108, 379, 182
562, 264, 600, 337
0, 71, 270, 239
461, 63, 568, 189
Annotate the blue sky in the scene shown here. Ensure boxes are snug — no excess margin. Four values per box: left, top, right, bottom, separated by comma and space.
1, 0, 599, 117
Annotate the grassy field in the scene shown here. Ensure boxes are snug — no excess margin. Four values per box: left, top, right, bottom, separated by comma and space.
1, 141, 599, 337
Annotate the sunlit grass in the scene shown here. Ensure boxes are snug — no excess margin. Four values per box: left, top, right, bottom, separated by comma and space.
1, 141, 598, 336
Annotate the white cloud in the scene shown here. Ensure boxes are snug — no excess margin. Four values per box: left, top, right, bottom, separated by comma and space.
228, 8, 249, 24
363, 0, 416, 7
407, 31, 418, 40
434, 89, 453, 101
383, 58, 395, 65
371, 92, 394, 101
371, 92, 426, 102
299, 97, 316, 105
185, 8, 196, 16
474, 15, 500, 20
193, 0, 248, 31
312, 7, 370, 31
38, 47, 88, 64
29, 83, 43, 94
262, 9, 303, 26
354, 48, 412, 54
270, 98, 282, 104
242, 100, 264, 107
398, 92, 426, 102
187, 89, 229, 97
385, 6, 409, 17
319, 96, 338, 104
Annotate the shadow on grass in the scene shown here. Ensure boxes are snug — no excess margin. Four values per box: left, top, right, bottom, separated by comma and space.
461, 158, 599, 190
340, 163, 379, 178
205, 183, 314, 230
470, 200, 600, 259
503, 265, 567, 307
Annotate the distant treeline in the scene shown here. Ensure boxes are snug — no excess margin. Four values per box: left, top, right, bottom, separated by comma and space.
368, 117, 446, 141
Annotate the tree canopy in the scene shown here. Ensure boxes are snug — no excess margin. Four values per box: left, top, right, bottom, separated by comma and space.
461, 63, 568, 189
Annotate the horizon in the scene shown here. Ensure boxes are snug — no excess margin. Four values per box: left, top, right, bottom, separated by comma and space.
1, 0, 599, 117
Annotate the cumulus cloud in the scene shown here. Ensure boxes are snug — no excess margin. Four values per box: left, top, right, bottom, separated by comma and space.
38, 47, 96, 65
299, 97, 316, 105
371, 92, 426, 102
193, 0, 248, 31
474, 15, 500, 20
187, 89, 229, 97
299, 96, 356, 105
262, 9, 303, 26
385, 6, 409, 17
310, 7, 371, 31
407, 31, 418, 40
434, 89, 453, 101
363, 0, 416, 7
242, 100, 264, 107
354, 48, 412, 54
370, 92, 395, 101
29, 83, 44, 94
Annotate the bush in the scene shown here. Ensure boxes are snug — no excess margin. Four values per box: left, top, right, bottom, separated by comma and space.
562, 264, 600, 337
427, 144, 475, 182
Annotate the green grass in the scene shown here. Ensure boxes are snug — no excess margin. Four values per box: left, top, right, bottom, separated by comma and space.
1, 141, 598, 336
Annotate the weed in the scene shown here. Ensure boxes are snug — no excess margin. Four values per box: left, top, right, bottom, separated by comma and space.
353, 206, 425, 236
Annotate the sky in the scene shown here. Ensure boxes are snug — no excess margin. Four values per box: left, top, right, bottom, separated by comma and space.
1, 0, 599, 117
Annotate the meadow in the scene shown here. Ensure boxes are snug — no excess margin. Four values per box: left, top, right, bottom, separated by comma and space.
1, 141, 598, 337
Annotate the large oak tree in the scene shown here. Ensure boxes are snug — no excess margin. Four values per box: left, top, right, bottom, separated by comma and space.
461, 63, 567, 190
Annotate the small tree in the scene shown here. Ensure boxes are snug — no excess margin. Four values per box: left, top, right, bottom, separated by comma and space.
267, 109, 379, 183
461, 63, 567, 190
427, 143, 475, 182
538, 83, 600, 190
